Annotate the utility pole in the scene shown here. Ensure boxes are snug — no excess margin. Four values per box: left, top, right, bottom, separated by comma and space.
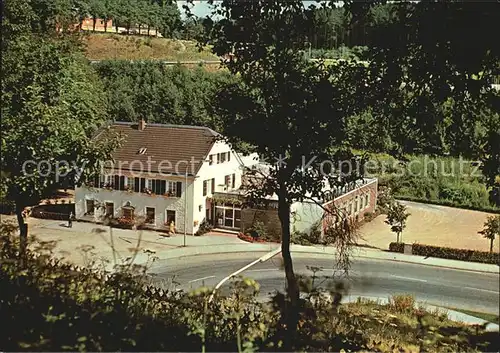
183, 169, 188, 247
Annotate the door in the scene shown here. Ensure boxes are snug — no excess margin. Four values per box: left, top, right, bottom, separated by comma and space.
224, 208, 233, 227
85, 199, 95, 215
105, 202, 114, 217
166, 210, 176, 226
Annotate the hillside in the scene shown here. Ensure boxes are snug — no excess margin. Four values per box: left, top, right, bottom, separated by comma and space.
84, 33, 220, 62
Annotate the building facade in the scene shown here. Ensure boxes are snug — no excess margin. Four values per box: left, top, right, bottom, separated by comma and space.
75, 120, 258, 234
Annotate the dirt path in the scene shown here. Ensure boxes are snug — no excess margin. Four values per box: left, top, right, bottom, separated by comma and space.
359, 201, 499, 252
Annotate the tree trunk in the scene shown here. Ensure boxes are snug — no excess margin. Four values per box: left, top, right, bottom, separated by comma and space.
490, 239, 494, 253
104, 20, 108, 32
277, 186, 299, 349
147, 25, 150, 36
92, 17, 96, 32
15, 202, 28, 266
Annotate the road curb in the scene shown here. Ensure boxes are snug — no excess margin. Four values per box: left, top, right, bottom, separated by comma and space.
143, 243, 499, 274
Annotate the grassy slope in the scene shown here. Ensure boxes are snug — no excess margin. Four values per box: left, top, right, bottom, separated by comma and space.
364, 152, 500, 213
84, 33, 219, 62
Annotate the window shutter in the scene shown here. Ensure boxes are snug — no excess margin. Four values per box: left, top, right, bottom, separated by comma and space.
217, 153, 220, 164
160, 180, 166, 195
203, 181, 207, 196
119, 176, 125, 190
227, 152, 231, 161
155, 179, 161, 194
140, 178, 146, 193
211, 178, 215, 193
176, 182, 182, 197
113, 175, 120, 189
232, 174, 235, 188
134, 177, 140, 192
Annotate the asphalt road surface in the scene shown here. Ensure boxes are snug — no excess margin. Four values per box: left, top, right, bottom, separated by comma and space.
151, 253, 500, 314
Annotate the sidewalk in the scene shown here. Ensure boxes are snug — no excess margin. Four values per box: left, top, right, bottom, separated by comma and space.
27, 218, 499, 274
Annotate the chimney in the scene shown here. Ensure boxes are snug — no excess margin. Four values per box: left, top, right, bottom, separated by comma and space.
138, 119, 146, 131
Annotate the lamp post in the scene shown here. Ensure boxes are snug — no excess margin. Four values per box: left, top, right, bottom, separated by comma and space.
184, 169, 188, 247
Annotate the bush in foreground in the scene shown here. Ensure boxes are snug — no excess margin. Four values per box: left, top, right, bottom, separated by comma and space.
1, 222, 498, 352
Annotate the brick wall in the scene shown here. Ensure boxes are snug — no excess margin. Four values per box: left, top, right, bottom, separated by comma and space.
323, 179, 378, 231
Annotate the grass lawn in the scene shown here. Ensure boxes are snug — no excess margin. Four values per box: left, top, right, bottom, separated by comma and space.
84, 33, 220, 62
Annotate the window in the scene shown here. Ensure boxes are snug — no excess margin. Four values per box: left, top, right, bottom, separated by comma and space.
209, 154, 214, 165
123, 207, 134, 219
354, 197, 359, 213
203, 180, 208, 196
220, 152, 226, 163
147, 179, 153, 191
167, 181, 182, 197
135, 177, 146, 193
105, 202, 114, 217
365, 194, 369, 208
360, 196, 364, 210
145, 207, 155, 224
224, 175, 231, 188
85, 200, 95, 215
126, 177, 134, 190
348, 202, 353, 216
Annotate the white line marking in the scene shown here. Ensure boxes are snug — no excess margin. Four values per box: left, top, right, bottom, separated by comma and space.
463, 286, 499, 294
390, 275, 428, 283
246, 269, 278, 273
188, 276, 216, 283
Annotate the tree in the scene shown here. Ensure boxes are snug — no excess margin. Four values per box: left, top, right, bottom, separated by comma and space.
385, 202, 410, 243
346, 1, 500, 185
1, 0, 121, 261
199, 1, 373, 346
478, 215, 500, 253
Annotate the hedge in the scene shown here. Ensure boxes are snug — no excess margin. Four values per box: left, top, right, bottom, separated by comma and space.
389, 242, 499, 265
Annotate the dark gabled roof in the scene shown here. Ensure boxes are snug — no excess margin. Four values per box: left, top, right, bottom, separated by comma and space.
102, 122, 218, 176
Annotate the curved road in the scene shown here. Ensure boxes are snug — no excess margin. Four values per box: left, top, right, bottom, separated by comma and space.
150, 253, 499, 315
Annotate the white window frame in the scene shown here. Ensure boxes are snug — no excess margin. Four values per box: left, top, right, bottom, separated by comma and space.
126, 176, 134, 190
167, 181, 177, 196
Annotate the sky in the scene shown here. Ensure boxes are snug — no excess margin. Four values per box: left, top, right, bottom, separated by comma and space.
176, 1, 343, 19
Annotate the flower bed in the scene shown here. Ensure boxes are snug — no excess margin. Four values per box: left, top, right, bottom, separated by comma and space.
237, 232, 279, 244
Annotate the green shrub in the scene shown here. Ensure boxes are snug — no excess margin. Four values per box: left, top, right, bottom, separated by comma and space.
291, 221, 322, 245
245, 221, 275, 241
1, 223, 498, 352
194, 218, 213, 236
388, 242, 499, 265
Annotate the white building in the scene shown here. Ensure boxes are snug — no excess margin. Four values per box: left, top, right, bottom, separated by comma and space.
75, 120, 258, 234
